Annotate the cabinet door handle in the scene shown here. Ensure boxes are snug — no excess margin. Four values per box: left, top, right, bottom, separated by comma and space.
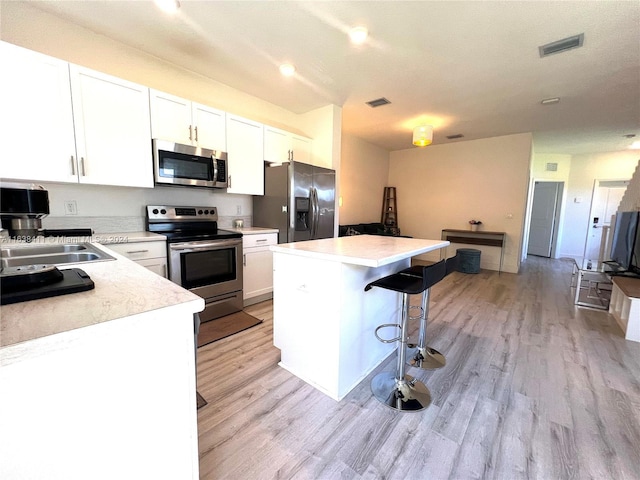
189, 125, 193, 141
243, 253, 246, 266
256, 239, 268, 242
80, 157, 86, 176
228, 175, 232, 188
194, 126, 198, 142
70, 156, 76, 175
126, 249, 149, 254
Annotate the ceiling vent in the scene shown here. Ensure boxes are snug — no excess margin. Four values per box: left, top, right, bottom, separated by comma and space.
366, 97, 391, 108
545, 163, 558, 172
446, 134, 464, 140
539, 33, 584, 57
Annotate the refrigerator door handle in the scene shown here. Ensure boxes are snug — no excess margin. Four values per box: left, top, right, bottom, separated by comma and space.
310, 187, 319, 239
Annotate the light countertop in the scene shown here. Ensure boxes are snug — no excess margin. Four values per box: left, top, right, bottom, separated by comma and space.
0, 231, 166, 246
270, 235, 449, 268
0, 242, 203, 348
95, 231, 166, 244
226, 227, 279, 235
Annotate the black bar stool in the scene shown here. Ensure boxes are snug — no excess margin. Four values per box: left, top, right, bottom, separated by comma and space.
364, 260, 446, 412
402, 253, 459, 370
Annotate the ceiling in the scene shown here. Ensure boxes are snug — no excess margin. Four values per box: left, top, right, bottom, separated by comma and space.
15, 1, 640, 154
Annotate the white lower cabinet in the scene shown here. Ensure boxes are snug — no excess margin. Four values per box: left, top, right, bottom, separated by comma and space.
106, 240, 167, 278
242, 233, 277, 306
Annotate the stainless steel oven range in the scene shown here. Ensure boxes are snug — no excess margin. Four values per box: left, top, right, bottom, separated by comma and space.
146, 205, 243, 322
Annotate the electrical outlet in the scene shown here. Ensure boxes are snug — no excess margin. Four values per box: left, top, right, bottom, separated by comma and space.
64, 200, 78, 216
236, 205, 242, 215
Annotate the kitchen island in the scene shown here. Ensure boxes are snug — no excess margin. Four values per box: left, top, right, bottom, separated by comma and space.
0, 242, 203, 479
270, 234, 449, 401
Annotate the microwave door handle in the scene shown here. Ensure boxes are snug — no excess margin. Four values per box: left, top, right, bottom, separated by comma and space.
212, 156, 218, 183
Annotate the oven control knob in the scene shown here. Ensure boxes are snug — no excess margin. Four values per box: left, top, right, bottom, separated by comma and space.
160, 209, 167, 215
198, 210, 203, 215
204, 209, 209, 214
152, 208, 159, 215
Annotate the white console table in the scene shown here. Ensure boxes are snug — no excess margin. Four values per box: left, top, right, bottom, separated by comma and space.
609, 276, 640, 343
441, 229, 506, 273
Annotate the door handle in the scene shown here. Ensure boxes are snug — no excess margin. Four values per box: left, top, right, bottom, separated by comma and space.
70, 156, 76, 175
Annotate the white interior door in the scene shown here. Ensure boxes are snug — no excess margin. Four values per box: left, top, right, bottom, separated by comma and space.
528, 182, 562, 257
584, 180, 628, 261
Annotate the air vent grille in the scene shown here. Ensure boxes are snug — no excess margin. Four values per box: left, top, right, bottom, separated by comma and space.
546, 163, 558, 172
539, 33, 584, 57
446, 134, 464, 140
366, 97, 391, 108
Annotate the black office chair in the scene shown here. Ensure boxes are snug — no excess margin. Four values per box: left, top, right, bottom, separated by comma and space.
364, 260, 446, 411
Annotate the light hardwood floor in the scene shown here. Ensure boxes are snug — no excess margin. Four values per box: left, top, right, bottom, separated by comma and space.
196, 256, 640, 480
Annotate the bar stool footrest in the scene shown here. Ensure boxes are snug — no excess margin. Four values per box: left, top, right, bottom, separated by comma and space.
374, 323, 401, 343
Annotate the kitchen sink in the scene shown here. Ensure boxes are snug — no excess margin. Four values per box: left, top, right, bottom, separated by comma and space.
0, 243, 115, 269
1, 244, 88, 257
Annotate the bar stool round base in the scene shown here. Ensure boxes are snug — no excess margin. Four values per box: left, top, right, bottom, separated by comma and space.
408, 346, 446, 370
371, 371, 432, 412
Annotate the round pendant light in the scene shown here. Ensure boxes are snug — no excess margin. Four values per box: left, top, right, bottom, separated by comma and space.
413, 125, 433, 147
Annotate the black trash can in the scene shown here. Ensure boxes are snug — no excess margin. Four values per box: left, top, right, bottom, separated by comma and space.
457, 248, 481, 274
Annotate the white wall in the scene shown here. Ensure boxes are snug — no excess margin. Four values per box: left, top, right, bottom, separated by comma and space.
618, 160, 640, 212
389, 133, 532, 273
0, 2, 301, 133
339, 134, 390, 225
38, 182, 252, 232
0, 2, 340, 226
524, 153, 572, 259
558, 151, 639, 258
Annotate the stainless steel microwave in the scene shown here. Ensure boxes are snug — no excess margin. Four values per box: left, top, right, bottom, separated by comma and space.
152, 139, 228, 189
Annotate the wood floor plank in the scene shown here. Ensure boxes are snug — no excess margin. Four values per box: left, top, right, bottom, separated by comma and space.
196, 256, 640, 479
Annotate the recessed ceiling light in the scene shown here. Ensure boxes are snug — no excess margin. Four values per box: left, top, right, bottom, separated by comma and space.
349, 26, 368, 45
279, 63, 296, 77
629, 141, 640, 150
154, 0, 180, 14
541, 97, 560, 105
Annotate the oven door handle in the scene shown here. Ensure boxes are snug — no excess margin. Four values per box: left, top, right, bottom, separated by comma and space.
170, 240, 240, 252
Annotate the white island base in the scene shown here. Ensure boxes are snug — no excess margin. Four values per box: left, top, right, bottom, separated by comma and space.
271, 235, 449, 401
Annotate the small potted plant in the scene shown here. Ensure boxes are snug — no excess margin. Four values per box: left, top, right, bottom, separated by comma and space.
469, 219, 482, 232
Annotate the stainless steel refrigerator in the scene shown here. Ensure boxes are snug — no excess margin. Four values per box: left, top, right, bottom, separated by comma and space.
253, 161, 336, 243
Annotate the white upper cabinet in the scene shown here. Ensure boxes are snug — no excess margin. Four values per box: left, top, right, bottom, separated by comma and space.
150, 89, 226, 152
264, 125, 312, 164
70, 65, 153, 188
0, 42, 153, 188
226, 114, 264, 195
290, 134, 312, 164
263, 126, 290, 163
0, 42, 77, 183
192, 103, 226, 152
